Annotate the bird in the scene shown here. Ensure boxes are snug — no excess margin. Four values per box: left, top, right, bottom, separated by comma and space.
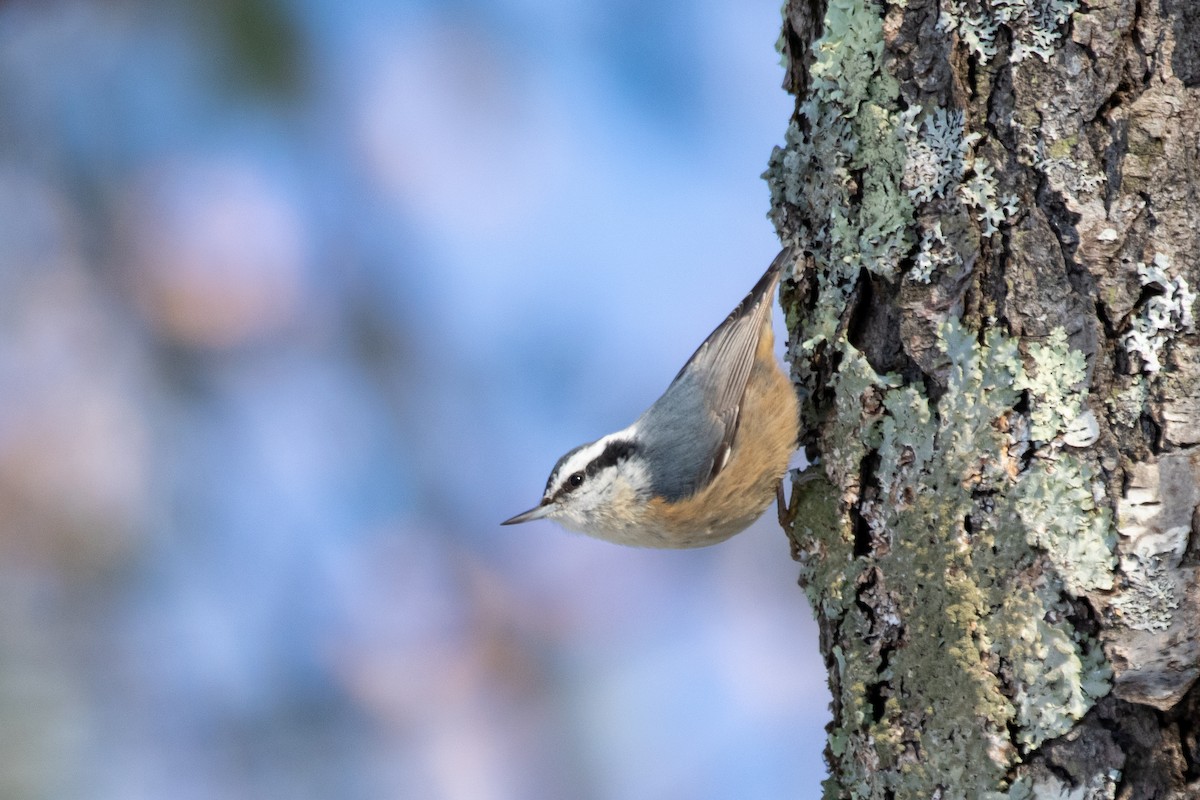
501, 247, 800, 548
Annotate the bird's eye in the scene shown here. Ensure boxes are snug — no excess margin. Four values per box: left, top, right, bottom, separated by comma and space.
568, 472, 584, 489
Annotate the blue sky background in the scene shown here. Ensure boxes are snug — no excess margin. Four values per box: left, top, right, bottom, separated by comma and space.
0, 0, 829, 797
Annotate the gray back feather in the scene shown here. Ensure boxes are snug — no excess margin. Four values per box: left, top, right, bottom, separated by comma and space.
636, 247, 791, 501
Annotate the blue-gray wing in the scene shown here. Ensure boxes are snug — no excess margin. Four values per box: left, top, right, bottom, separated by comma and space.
636, 247, 792, 501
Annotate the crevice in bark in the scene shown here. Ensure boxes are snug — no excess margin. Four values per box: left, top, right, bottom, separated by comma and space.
1004, 718, 1021, 754
815, 340, 840, 402
781, 0, 826, 102
980, 230, 1011, 338
985, 60, 1016, 154
865, 679, 888, 723
1139, 411, 1162, 454
1064, 596, 1101, 640
1098, 698, 1180, 800
848, 270, 930, 392
1178, 682, 1200, 781
1129, 276, 1169, 315
1041, 758, 1077, 790
1111, 331, 1132, 375
1137, 190, 1156, 235
1094, 299, 1120, 341
1036, 183, 1081, 275
851, 452, 879, 558
1091, 77, 1135, 126
1181, 721, 1200, 783
1009, 385, 1034, 430
966, 52, 978, 102
1130, 0, 1151, 86
1095, 99, 1130, 212
851, 501, 871, 559
848, 167, 865, 206
1181, 500, 1200, 567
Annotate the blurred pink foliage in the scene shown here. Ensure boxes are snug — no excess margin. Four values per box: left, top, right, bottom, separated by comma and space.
0, 1, 827, 798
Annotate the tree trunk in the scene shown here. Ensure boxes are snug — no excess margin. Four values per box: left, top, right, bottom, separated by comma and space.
766, 0, 1200, 797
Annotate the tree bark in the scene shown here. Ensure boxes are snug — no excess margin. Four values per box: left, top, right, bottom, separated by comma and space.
766, 0, 1200, 797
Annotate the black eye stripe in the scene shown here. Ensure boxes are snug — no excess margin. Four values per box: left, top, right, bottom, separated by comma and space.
584, 439, 638, 478
547, 439, 639, 502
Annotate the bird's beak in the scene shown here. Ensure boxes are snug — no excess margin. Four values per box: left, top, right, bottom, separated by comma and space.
501, 500, 553, 526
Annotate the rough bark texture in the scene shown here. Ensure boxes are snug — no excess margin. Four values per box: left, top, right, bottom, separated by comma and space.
766, 0, 1200, 797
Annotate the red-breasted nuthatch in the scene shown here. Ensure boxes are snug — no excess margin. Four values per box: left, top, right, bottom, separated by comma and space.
502, 248, 800, 548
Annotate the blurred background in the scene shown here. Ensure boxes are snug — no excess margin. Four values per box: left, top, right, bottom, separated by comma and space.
0, 0, 828, 798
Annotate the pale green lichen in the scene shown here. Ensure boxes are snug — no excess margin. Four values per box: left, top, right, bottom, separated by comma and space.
901, 106, 978, 203
789, 468, 850, 617
766, 5, 1015, 290
1034, 136, 1107, 197
1015, 327, 1087, 442
993, 770, 1120, 800
1008, 326, 1097, 451
770, 0, 1111, 793
766, 0, 918, 437
936, 320, 1023, 470
899, 105, 1013, 282
1122, 253, 1197, 374
1105, 374, 1147, 430
876, 385, 935, 499
938, 0, 1081, 63
765, 0, 912, 293
775, 1, 789, 70
976, 491, 1113, 749
960, 158, 1020, 237
912, 221, 961, 283
827, 344, 897, 480
800, 319, 1113, 797
1110, 553, 1181, 631
1000, 602, 1111, 747
1016, 456, 1116, 595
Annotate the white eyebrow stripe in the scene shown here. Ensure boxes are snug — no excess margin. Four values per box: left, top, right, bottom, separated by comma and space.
545, 424, 640, 498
